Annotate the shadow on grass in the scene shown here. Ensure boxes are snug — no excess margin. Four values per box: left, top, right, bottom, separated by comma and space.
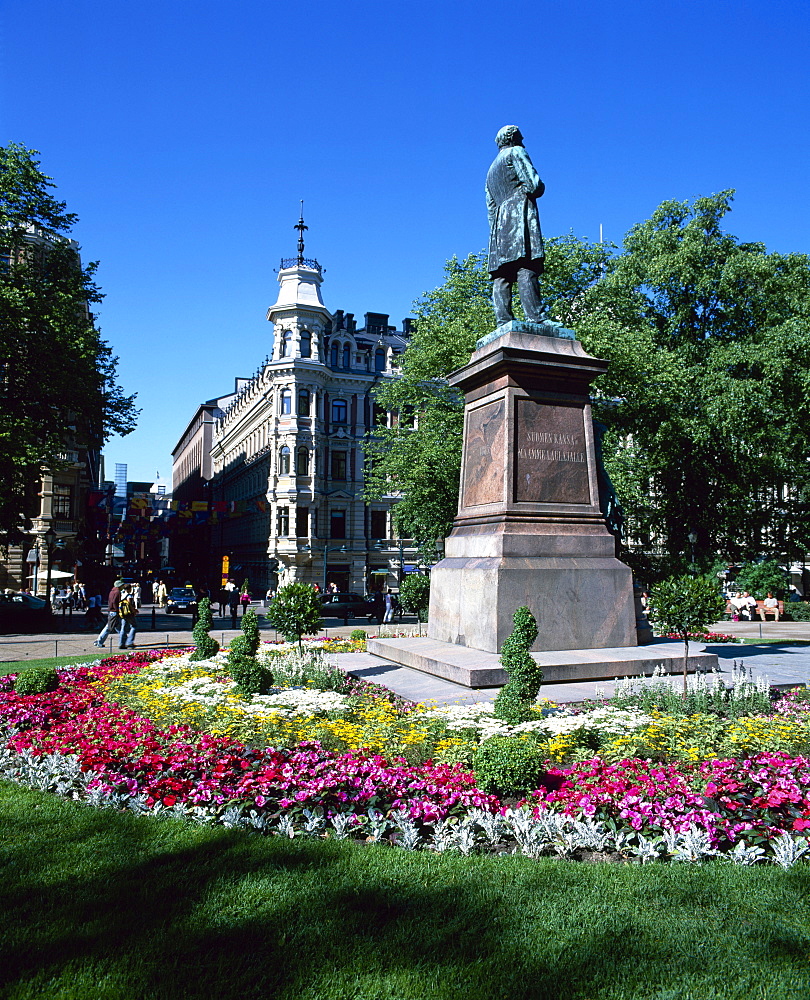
2, 783, 810, 999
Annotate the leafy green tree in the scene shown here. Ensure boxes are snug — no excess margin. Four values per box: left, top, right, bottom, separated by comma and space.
190, 597, 220, 661
493, 607, 542, 723
0, 144, 138, 539
574, 192, 810, 576
266, 582, 323, 651
733, 560, 790, 600
647, 577, 727, 697
398, 573, 431, 623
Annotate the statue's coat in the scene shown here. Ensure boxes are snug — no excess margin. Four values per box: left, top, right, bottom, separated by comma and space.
486, 145, 545, 276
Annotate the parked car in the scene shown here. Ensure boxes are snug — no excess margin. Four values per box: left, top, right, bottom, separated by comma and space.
320, 592, 370, 621
0, 591, 53, 634
165, 588, 198, 614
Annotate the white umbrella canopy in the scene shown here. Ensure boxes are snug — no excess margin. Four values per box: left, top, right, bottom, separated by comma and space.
27, 569, 75, 580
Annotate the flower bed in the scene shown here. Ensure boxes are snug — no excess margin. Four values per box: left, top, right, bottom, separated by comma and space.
1, 650, 809, 865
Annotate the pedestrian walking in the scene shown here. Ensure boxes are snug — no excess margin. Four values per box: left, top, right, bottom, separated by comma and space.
229, 586, 240, 628
94, 579, 124, 647
383, 589, 395, 624
118, 585, 138, 649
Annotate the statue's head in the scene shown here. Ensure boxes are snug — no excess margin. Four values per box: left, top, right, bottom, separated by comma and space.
495, 125, 524, 148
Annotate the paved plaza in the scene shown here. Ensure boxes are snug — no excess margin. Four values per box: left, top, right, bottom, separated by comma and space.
2, 606, 809, 706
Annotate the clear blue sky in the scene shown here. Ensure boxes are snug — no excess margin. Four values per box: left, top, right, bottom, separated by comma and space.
2, 1, 809, 483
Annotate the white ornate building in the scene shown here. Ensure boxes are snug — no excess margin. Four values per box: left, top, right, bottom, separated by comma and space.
174, 224, 416, 594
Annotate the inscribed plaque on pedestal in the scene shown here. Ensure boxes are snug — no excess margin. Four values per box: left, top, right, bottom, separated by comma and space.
463, 399, 504, 506
515, 400, 589, 503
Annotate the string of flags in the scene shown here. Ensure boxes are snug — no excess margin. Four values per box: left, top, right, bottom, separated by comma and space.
86, 492, 269, 542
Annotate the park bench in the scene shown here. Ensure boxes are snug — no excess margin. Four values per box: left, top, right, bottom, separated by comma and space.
725, 599, 784, 621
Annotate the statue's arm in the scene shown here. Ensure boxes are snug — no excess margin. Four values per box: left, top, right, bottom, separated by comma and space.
514, 148, 545, 199
486, 183, 496, 228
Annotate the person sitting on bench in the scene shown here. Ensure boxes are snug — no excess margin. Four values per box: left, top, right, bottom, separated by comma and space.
759, 592, 780, 621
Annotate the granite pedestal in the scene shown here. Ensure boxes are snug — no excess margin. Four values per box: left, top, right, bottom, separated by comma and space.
427, 322, 637, 655
367, 636, 719, 689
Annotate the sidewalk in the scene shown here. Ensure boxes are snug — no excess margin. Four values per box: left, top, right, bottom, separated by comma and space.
2, 614, 809, 706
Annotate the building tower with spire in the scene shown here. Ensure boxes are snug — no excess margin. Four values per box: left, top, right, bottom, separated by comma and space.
174, 211, 416, 594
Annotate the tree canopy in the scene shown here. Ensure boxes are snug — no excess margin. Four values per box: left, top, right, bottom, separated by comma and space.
0, 143, 138, 539
365, 192, 810, 579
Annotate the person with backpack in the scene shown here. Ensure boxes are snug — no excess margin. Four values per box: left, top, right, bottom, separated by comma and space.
94, 578, 124, 647
118, 584, 138, 649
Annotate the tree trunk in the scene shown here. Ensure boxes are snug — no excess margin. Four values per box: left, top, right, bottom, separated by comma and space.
683, 635, 689, 699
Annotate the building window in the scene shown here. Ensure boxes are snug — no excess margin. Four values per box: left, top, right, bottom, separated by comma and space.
296, 506, 309, 537
300, 330, 312, 358
53, 484, 71, 518
279, 446, 291, 475
331, 398, 347, 424
279, 330, 292, 358
370, 509, 387, 539
373, 403, 387, 426
297, 389, 310, 415
296, 447, 309, 476
330, 509, 346, 539
280, 389, 292, 415
330, 342, 339, 367
331, 451, 347, 480
342, 344, 351, 369
277, 507, 290, 536
375, 347, 386, 371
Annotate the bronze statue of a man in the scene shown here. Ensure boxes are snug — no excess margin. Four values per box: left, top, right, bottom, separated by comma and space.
486, 125, 545, 325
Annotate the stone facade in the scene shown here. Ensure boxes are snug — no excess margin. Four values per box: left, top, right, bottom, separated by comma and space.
173, 247, 417, 594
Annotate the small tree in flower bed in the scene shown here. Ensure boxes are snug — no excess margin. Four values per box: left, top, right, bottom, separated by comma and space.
267, 582, 323, 651
399, 574, 431, 623
494, 607, 541, 723
190, 597, 220, 662
648, 576, 726, 698
228, 608, 273, 694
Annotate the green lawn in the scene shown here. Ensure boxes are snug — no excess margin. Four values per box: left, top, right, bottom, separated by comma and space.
2, 782, 809, 999
740, 638, 810, 646
0, 654, 100, 676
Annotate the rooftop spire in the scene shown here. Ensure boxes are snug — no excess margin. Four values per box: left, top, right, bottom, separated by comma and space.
279, 201, 322, 275
294, 200, 308, 263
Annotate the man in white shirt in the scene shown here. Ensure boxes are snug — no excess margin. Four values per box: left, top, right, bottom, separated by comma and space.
741, 592, 757, 621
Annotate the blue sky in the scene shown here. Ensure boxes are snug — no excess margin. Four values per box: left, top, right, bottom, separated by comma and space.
2, 1, 809, 483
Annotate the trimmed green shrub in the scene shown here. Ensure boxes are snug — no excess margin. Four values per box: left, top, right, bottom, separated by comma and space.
350, 629, 367, 642
399, 574, 431, 622
190, 597, 220, 661
474, 736, 546, 798
229, 655, 275, 696
228, 607, 260, 660
786, 601, 810, 622
266, 582, 323, 650
14, 665, 59, 696
227, 608, 272, 694
493, 606, 541, 723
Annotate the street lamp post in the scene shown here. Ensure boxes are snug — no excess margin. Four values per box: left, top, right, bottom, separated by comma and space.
43, 526, 59, 606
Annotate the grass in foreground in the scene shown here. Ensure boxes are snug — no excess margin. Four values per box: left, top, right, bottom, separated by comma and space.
2, 782, 810, 1000
740, 638, 810, 646
0, 654, 100, 676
